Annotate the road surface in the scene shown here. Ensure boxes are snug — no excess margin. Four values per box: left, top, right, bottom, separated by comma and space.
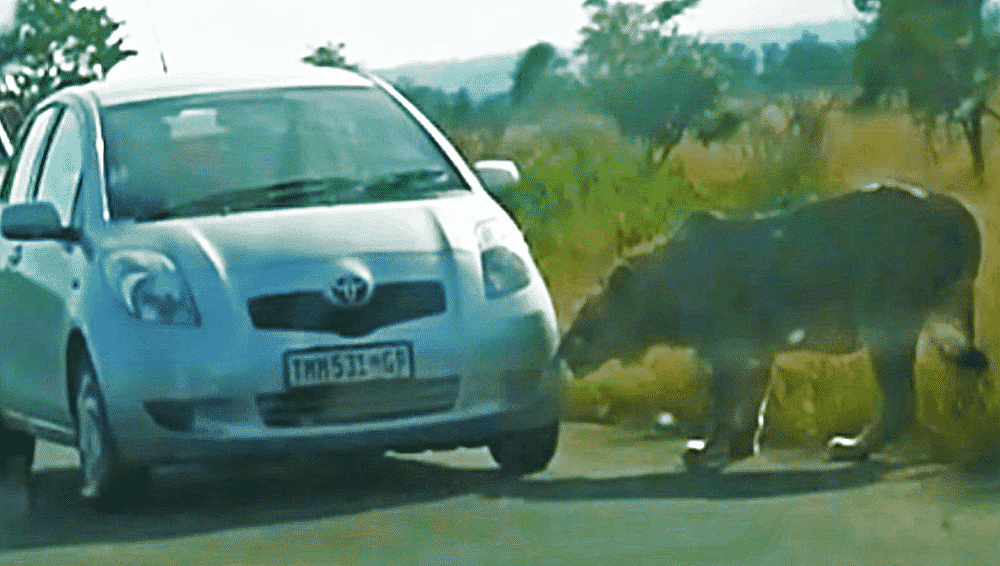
2, 423, 1000, 565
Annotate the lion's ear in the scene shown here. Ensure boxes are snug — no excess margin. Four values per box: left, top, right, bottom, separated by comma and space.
607, 264, 635, 293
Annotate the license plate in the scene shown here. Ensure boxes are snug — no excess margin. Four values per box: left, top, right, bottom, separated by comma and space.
285, 342, 414, 387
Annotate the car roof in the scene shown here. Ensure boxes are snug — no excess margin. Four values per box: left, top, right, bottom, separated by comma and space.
69, 67, 376, 107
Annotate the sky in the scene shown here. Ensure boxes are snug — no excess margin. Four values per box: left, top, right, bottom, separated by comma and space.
9, 0, 863, 79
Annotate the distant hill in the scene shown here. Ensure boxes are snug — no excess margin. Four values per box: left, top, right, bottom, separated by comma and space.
374, 52, 521, 102
703, 19, 863, 48
373, 18, 862, 100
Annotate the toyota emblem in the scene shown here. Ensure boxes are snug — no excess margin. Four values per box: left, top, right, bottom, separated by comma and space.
324, 259, 375, 308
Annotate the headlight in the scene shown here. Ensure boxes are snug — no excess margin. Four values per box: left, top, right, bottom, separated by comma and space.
476, 218, 531, 299
103, 250, 201, 326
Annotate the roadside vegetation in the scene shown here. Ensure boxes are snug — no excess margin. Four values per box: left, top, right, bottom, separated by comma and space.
2, 0, 998, 468
327, 0, 1000, 468
0, 0, 135, 132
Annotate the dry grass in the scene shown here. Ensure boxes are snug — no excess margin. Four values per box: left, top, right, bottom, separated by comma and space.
563, 347, 709, 427
556, 98, 1000, 465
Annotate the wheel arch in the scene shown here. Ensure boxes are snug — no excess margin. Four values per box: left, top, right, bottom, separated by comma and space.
66, 328, 90, 425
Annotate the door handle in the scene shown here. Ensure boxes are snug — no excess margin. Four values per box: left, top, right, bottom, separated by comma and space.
8, 245, 21, 266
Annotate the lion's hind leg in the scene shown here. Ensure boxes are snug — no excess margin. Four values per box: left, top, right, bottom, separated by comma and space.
829, 337, 917, 461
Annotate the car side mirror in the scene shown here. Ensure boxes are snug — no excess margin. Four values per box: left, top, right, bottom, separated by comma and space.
474, 160, 520, 198
1, 202, 70, 241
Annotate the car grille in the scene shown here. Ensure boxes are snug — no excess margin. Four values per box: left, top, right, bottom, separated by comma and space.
247, 281, 446, 336
256, 376, 460, 427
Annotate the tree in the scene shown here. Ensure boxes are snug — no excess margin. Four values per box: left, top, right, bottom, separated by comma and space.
302, 41, 358, 71
511, 42, 557, 106
763, 32, 852, 90
853, 0, 1000, 177
508, 42, 582, 115
394, 80, 455, 122
575, 0, 729, 175
0, 0, 136, 116
392, 80, 473, 127
722, 43, 758, 93
452, 87, 472, 120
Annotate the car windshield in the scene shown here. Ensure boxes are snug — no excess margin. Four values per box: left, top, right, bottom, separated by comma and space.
101, 86, 468, 221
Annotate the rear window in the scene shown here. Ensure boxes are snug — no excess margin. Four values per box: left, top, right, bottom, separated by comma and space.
101, 87, 467, 221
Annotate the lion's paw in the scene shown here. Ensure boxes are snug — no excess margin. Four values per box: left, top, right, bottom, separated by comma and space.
827, 436, 871, 462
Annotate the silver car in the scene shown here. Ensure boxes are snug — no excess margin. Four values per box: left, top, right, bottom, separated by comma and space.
0, 69, 562, 509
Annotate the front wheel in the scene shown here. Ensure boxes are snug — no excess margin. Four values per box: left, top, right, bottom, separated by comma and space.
0, 424, 35, 471
488, 422, 559, 475
76, 356, 149, 511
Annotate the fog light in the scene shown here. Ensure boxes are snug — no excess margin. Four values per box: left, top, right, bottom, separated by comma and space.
144, 400, 195, 432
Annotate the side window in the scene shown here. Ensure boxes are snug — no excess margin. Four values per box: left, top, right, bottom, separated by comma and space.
35, 109, 84, 225
0, 107, 61, 204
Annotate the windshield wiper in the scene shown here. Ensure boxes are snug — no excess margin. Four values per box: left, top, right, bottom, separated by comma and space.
137, 193, 235, 222
363, 168, 464, 196
136, 176, 362, 221
258, 176, 364, 207
134, 171, 462, 221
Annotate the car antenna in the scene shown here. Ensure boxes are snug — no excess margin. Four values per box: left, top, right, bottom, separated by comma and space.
144, 0, 169, 75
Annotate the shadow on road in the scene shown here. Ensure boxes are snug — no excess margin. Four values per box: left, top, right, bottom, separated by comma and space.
484, 461, 899, 501
1, 451, 906, 552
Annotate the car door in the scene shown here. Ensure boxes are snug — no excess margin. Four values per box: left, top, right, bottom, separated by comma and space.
0, 106, 62, 421
0, 105, 88, 428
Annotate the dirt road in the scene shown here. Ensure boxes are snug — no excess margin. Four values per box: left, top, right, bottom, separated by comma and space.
2, 423, 1000, 565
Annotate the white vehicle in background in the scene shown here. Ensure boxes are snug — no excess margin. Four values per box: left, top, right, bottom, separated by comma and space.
0, 68, 562, 510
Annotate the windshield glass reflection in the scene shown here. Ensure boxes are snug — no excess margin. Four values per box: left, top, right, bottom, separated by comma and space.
101, 87, 466, 221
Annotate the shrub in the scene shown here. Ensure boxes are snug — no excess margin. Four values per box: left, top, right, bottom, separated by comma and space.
447, 95, 1000, 465
493, 107, 707, 289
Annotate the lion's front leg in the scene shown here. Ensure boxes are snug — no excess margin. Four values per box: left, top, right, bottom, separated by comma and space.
684, 353, 772, 474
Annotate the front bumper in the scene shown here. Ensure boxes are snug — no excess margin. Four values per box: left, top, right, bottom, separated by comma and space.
90, 307, 562, 466
123, 395, 559, 465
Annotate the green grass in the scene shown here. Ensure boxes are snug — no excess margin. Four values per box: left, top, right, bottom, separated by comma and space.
450, 100, 1000, 463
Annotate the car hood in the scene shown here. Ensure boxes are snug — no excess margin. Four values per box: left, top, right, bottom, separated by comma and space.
181, 201, 454, 258
102, 194, 507, 293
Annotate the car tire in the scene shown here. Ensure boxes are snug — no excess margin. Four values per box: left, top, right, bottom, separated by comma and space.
488, 421, 559, 475
320, 450, 385, 478
329, 449, 384, 466
0, 423, 35, 472
75, 355, 149, 511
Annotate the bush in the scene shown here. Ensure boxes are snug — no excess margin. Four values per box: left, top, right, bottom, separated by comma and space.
491, 108, 707, 289
562, 347, 709, 428
764, 352, 877, 447
445, 96, 1000, 466
913, 335, 999, 467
